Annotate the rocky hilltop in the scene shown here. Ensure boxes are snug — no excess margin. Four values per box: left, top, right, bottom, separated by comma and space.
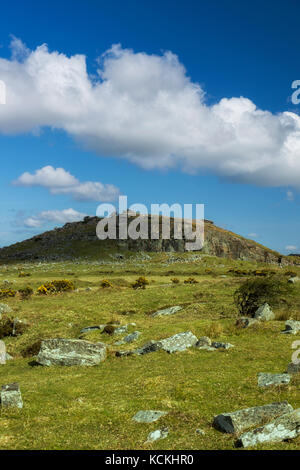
0, 214, 288, 264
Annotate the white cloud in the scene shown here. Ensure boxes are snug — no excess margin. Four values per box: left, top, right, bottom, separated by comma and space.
286, 190, 294, 201
248, 233, 258, 238
23, 208, 87, 228
285, 245, 298, 252
14, 165, 120, 201
2, 39, 300, 186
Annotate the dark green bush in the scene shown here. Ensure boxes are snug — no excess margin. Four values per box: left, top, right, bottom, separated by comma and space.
234, 276, 293, 317
18, 286, 33, 299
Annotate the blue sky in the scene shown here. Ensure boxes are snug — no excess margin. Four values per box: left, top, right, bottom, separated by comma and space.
1, 0, 300, 252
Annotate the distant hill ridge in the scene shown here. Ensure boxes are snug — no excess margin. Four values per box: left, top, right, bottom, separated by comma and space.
0, 215, 290, 264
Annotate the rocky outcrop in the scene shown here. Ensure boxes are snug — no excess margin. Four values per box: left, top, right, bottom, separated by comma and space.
0, 215, 289, 264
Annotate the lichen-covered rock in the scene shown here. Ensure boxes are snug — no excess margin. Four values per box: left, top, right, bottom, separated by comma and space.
258, 373, 290, 387
1, 383, 23, 408
0, 340, 6, 364
159, 331, 198, 353
282, 320, 300, 335
254, 303, 275, 321
151, 306, 182, 318
135, 340, 163, 355
80, 325, 106, 334
236, 408, 300, 447
37, 338, 107, 366
288, 276, 300, 283
132, 410, 167, 423
0, 303, 12, 316
213, 401, 293, 434
195, 336, 211, 348
146, 428, 169, 442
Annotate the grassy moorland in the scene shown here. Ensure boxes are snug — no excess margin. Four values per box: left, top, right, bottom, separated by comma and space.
0, 252, 299, 450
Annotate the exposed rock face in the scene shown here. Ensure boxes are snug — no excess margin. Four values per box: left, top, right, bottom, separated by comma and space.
1, 383, 23, 408
258, 373, 290, 387
213, 402, 293, 434
132, 410, 167, 423
0, 340, 6, 364
0, 216, 289, 264
282, 320, 300, 335
236, 409, 300, 447
37, 339, 107, 366
254, 303, 275, 322
151, 306, 182, 318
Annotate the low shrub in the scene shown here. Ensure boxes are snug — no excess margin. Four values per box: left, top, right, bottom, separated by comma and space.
171, 278, 180, 284
21, 340, 42, 357
100, 279, 113, 288
234, 276, 293, 317
18, 272, 31, 278
132, 276, 149, 289
37, 280, 75, 295
103, 324, 116, 335
184, 277, 199, 284
0, 288, 16, 299
0, 315, 27, 338
18, 286, 33, 300
284, 270, 297, 277
205, 322, 223, 338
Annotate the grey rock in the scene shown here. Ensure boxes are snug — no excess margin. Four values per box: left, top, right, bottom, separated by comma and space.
151, 306, 182, 318
196, 429, 206, 436
282, 320, 300, 335
37, 338, 107, 366
80, 325, 106, 334
135, 340, 163, 355
288, 276, 300, 283
195, 336, 211, 348
146, 428, 169, 443
236, 408, 300, 447
258, 373, 290, 387
132, 410, 167, 423
236, 317, 258, 328
211, 341, 234, 350
5, 353, 13, 361
115, 350, 134, 357
0, 340, 6, 364
254, 303, 275, 322
114, 325, 128, 335
1, 382, 23, 409
0, 303, 12, 316
114, 331, 141, 346
213, 401, 293, 434
287, 362, 300, 374
159, 331, 198, 353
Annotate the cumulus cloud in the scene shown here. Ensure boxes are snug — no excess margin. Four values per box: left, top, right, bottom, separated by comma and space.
23, 208, 87, 228
14, 165, 120, 201
285, 245, 298, 252
2, 39, 300, 186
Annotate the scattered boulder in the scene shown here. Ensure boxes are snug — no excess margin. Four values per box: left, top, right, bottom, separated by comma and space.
151, 306, 182, 318
281, 320, 300, 335
213, 401, 293, 434
287, 362, 300, 374
1, 383, 23, 409
37, 338, 107, 366
288, 276, 300, 284
159, 331, 198, 353
0, 303, 12, 316
132, 410, 167, 423
258, 373, 290, 388
236, 408, 300, 447
236, 317, 258, 328
146, 428, 169, 443
0, 340, 6, 364
135, 340, 163, 355
80, 325, 106, 334
211, 341, 234, 350
254, 303, 275, 322
195, 336, 211, 348
114, 331, 141, 346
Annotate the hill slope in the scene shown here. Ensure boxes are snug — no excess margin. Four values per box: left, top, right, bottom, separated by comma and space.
0, 215, 287, 264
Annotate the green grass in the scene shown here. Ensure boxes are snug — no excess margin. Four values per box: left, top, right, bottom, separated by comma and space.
0, 252, 299, 450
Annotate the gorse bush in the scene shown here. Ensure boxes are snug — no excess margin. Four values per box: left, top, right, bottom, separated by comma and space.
132, 276, 149, 289
171, 278, 180, 284
0, 288, 16, 299
234, 276, 293, 317
184, 277, 199, 284
100, 279, 113, 288
18, 272, 31, 278
37, 280, 75, 295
